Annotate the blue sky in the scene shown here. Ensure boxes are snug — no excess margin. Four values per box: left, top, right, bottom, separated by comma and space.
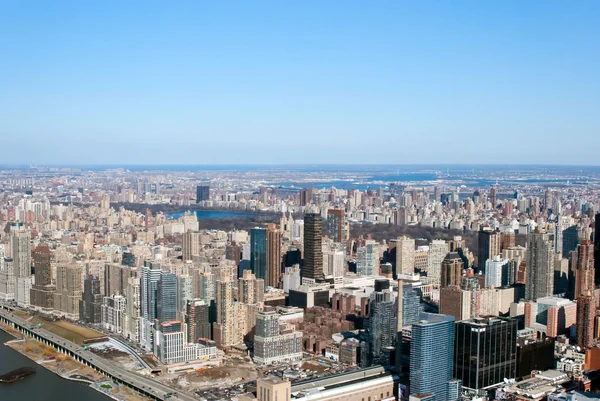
0, 1, 598, 165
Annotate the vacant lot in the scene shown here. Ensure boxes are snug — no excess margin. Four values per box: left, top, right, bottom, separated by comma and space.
161, 362, 261, 392
29, 316, 105, 345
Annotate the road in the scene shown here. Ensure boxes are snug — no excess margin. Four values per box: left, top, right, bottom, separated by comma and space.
0, 307, 195, 401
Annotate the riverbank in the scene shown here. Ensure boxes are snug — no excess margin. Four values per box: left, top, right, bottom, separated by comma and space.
0, 322, 150, 401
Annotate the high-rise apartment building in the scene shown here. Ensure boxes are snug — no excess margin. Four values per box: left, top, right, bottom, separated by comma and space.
214, 278, 237, 346
573, 240, 594, 299
302, 213, 325, 283
299, 188, 312, 206
266, 224, 282, 288
196, 185, 210, 203
182, 231, 202, 261
140, 262, 163, 350
454, 317, 517, 392
186, 299, 211, 342
367, 282, 397, 365
526, 231, 555, 301
441, 252, 463, 288
577, 292, 595, 349
357, 242, 378, 277
30, 243, 55, 310
410, 313, 457, 401
54, 263, 83, 319
251, 228, 268, 281
396, 236, 415, 277
489, 186, 497, 208
325, 209, 345, 243
427, 240, 448, 285
102, 294, 126, 333
253, 309, 303, 365
157, 273, 178, 322
594, 213, 600, 286
485, 255, 510, 288
11, 229, 31, 279
124, 276, 140, 342
239, 270, 265, 305
478, 229, 500, 271
80, 275, 102, 324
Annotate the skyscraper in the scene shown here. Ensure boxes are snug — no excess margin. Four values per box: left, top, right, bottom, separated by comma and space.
11, 229, 31, 280
478, 229, 500, 271
526, 231, 555, 301
266, 224, 282, 288
489, 186, 497, 208
182, 231, 202, 261
441, 252, 463, 288
594, 213, 600, 286
30, 243, 55, 310
573, 240, 595, 299
427, 240, 448, 286
367, 282, 397, 365
410, 313, 457, 401
214, 278, 236, 346
79, 275, 102, 324
576, 292, 595, 349
302, 213, 325, 283
325, 209, 345, 243
357, 242, 378, 277
300, 188, 312, 206
254, 308, 303, 365
140, 262, 163, 349
53, 263, 83, 319
396, 236, 415, 277
196, 185, 210, 203
185, 299, 211, 342
251, 228, 268, 281
239, 270, 265, 305
157, 273, 178, 322
485, 255, 510, 288
454, 317, 517, 392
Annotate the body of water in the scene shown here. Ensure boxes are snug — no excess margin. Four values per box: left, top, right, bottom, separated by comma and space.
0, 330, 109, 401
165, 210, 254, 220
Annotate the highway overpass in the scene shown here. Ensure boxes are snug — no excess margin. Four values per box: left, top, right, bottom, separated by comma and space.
0, 305, 195, 401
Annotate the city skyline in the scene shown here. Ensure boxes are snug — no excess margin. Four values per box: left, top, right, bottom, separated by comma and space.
1, 1, 599, 165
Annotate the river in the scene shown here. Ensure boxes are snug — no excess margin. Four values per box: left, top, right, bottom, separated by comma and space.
0, 329, 109, 401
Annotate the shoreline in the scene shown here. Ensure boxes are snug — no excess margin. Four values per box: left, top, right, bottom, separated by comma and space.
0, 323, 148, 401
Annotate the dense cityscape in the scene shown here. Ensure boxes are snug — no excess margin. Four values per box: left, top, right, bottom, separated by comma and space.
0, 165, 599, 401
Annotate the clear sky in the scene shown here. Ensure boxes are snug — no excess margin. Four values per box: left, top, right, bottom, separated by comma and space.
1, 1, 598, 165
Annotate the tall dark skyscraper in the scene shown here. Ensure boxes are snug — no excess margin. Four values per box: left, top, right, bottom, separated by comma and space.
577, 292, 595, 349
185, 299, 211, 342
302, 213, 325, 282
251, 228, 267, 280
157, 272, 178, 322
266, 224, 282, 288
196, 185, 210, 203
454, 317, 517, 392
477, 229, 500, 271
30, 243, 55, 310
79, 275, 102, 324
300, 188, 312, 206
594, 213, 600, 286
489, 186, 497, 208
574, 240, 594, 299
